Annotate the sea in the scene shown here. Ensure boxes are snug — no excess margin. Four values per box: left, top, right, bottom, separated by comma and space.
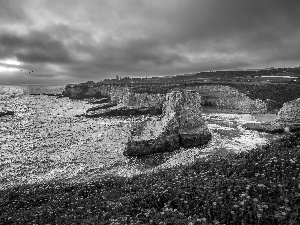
0, 85, 281, 190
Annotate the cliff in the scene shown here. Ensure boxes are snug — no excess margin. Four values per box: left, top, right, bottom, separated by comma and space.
124, 90, 211, 156
173, 85, 267, 114
64, 84, 129, 102
64, 83, 268, 114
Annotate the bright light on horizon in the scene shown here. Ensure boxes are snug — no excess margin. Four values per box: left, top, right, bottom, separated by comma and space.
0, 66, 19, 72
0, 58, 22, 73
0, 58, 22, 66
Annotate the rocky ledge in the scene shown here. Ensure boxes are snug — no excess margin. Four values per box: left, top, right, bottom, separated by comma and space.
243, 98, 300, 134
242, 123, 285, 134
242, 122, 300, 134
124, 90, 212, 156
85, 105, 162, 118
0, 110, 14, 117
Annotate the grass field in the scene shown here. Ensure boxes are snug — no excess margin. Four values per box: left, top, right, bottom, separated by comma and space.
1, 132, 300, 224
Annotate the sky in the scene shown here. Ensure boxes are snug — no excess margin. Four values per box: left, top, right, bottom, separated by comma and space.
0, 0, 300, 85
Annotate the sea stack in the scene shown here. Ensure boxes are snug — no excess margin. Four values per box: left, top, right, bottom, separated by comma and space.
177, 90, 211, 148
124, 90, 211, 156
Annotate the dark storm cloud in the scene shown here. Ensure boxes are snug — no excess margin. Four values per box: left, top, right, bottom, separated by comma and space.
0, 0, 300, 84
0, 0, 29, 24
0, 31, 73, 64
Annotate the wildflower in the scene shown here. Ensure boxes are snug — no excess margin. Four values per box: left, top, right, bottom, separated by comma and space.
262, 205, 268, 209
231, 211, 235, 214
253, 198, 258, 202
240, 201, 245, 206
257, 214, 262, 218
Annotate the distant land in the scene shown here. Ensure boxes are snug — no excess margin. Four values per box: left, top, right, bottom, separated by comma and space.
69, 66, 300, 85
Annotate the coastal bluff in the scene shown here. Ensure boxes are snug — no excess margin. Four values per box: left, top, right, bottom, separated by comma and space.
124, 90, 212, 156
64, 83, 268, 114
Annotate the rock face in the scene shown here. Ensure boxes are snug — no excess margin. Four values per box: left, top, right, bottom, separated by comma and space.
124, 90, 211, 156
177, 91, 211, 147
64, 83, 268, 114
276, 98, 300, 125
65, 84, 165, 108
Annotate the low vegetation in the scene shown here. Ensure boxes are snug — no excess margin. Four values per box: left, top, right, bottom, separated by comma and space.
1, 132, 300, 224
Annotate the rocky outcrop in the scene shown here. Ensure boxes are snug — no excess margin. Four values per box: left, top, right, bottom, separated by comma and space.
124, 90, 211, 156
243, 98, 300, 134
276, 98, 300, 125
175, 85, 268, 114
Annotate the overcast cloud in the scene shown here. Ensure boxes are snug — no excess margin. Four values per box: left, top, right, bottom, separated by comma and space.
0, 0, 300, 84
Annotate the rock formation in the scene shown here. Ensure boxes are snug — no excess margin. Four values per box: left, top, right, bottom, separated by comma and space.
64, 83, 268, 114
177, 91, 212, 147
174, 85, 268, 114
276, 98, 300, 125
124, 90, 211, 156
243, 98, 300, 134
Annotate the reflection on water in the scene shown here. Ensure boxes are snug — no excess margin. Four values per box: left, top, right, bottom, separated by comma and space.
0, 85, 282, 189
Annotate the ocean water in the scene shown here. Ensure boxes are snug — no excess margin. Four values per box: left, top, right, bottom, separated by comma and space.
0, 85, 281, 190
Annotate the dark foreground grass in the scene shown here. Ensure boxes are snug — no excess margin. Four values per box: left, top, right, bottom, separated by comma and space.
1, 133, 300, 225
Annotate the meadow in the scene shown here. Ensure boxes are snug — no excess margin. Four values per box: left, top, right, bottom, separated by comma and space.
1, 132, 299, 224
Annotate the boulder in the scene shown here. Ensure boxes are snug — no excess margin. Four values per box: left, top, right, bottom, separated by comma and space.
124, 90, 211, 156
